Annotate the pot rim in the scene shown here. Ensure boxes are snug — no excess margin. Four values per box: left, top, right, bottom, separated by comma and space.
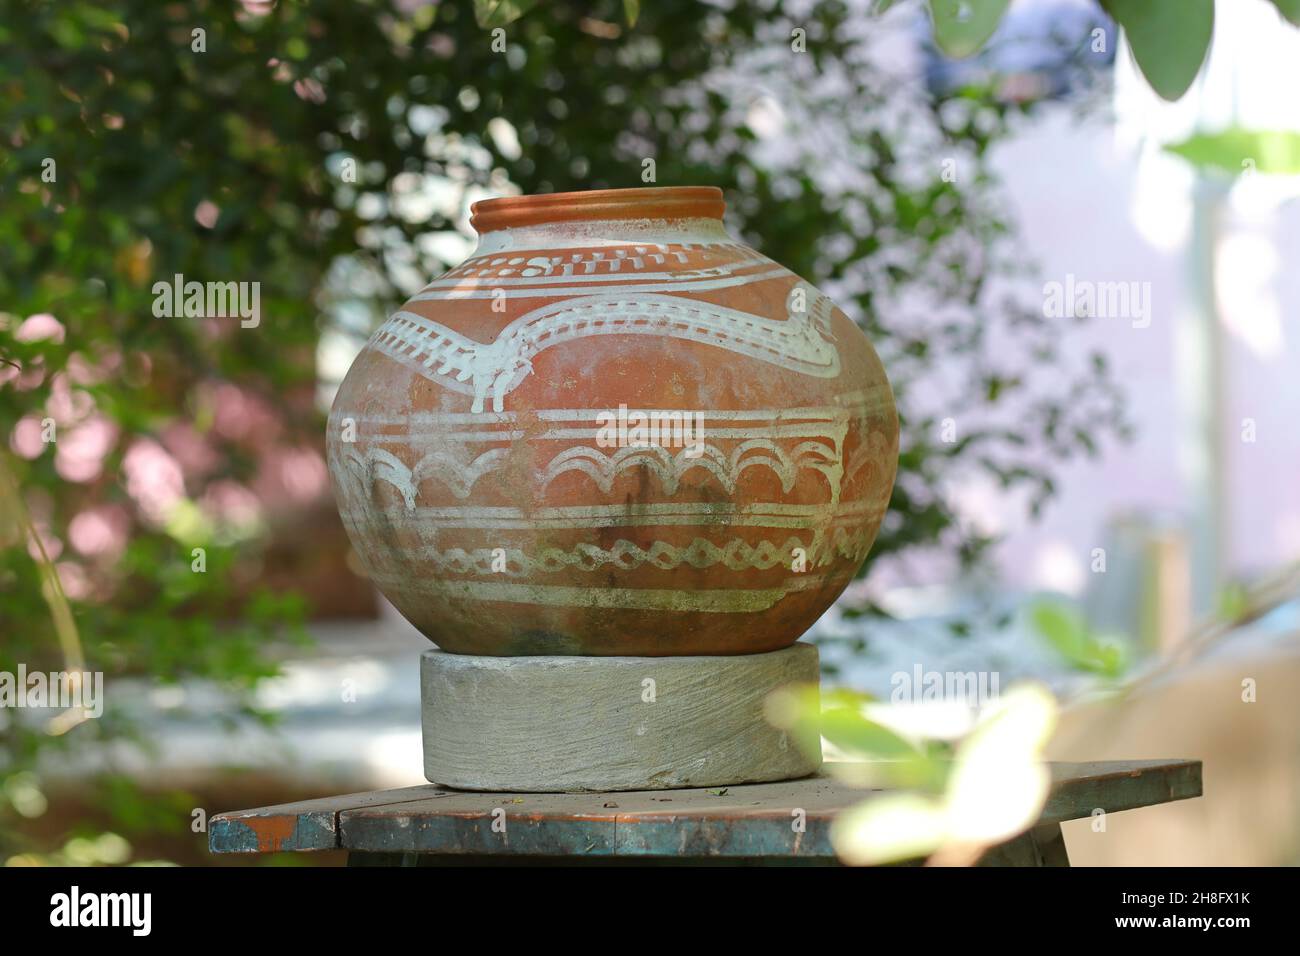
470, 186, 725, 233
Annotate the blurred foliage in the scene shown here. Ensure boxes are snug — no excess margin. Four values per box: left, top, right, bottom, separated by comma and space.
1167, 127, 1300, 176
474, 1, 540, 30
776, 685, 954, 791
1029, 600, 1127, 678
768, 681, 1057, 865
902, 0, 1299, 103
0, 0, 1126, 862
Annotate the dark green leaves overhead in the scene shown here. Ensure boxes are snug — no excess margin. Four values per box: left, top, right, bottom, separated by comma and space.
1100, 0, 1215, 101
1270, 0, 1300, 27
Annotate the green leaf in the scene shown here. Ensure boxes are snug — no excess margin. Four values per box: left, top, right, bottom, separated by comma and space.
765, 684, 943, 791
1100, 0, 1214, 101
1217, 581, 1250, 622
1031, 601, 1086, 653
623, 0, 640, 28
1029, 601, 1127, 678
1271, 0, 1300, 27
473, 0, 539, 29
820, 708, 921, 761
1166, 128, 1300, 176
927, 0, 1011, 59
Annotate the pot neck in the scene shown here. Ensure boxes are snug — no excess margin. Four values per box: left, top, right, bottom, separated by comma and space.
468, 187, 732, 253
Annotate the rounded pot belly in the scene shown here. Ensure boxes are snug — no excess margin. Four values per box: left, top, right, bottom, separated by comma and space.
327, 187, 898, 656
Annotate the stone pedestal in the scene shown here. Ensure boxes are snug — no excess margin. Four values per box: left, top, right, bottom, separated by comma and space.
421, 643, 821, 792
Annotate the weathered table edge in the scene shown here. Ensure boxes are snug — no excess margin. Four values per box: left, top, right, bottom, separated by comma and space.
209, 759, 1203, 859
207, 786, 440, 853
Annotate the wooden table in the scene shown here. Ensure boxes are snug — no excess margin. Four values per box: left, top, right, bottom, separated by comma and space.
208, 759, 1201, 866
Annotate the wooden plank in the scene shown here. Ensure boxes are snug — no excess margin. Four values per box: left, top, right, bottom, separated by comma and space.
1040, 759, 1202, 824
333, 760, 1201, 858
341, 776, 847, 857
607, 776, 846, 859
208, 785, 448, 853
210, 759, 1203, 858
342, 790, 623, 856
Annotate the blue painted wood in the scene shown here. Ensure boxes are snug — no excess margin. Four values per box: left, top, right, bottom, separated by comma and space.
209, 785, 443, 853
209, 813, 337, 854
344, 808, 618, 857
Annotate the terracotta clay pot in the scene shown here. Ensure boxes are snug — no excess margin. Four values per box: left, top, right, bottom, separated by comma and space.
327, 186, 898, 656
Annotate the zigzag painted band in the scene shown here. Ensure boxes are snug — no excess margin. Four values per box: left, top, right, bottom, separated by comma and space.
412, 526, 878, 579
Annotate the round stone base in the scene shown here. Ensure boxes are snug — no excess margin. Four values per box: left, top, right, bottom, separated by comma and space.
421, 643, 821, 792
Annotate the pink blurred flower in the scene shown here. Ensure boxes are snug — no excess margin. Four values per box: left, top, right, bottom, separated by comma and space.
56, 414, 119, 483
266, 58, 294, 83
10, 364, 46, 392
123, 438, 186, 524
46, 373, 96, 425
194, 199, 220, 229
293, 78, 326, 104
66, 349, 119, 386
255, 445, 328, 504
15, 313, 65, 344
56, 561, 91, 600
26, 523, 62, 562
200, 479, 263, 528
69, 504, 131, 559
10, 416, 50, 459
207, 382, 281, 446
161, 422, 220, 477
